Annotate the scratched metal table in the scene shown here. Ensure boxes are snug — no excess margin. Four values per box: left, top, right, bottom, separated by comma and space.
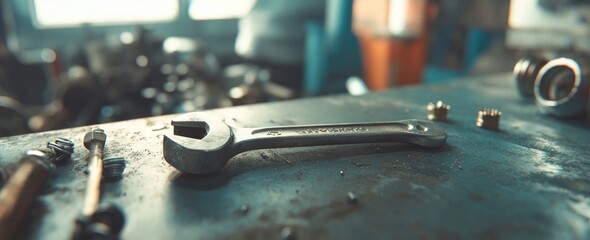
2, 73, 590, 239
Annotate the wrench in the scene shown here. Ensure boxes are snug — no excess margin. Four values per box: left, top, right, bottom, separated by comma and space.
163, 112, 447, 175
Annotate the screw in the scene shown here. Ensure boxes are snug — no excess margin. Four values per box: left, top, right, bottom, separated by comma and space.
339, 170, 344, 176
476, 109, 501, 130
427, 101, 450, 121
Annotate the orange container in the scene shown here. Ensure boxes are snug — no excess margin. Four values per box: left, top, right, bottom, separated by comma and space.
353, 0, 436, 90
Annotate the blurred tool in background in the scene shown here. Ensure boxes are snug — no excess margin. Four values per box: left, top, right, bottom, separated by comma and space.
304, 0, 363, 95
0, 0, 539, 137
236, 0, 326, 93
28, 27, 232, 133
352, 0, 437, 90
509, 0, 590, 119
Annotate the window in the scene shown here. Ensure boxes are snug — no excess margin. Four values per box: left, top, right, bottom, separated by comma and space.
189, 0, 256, 20
33, 0, 179, 28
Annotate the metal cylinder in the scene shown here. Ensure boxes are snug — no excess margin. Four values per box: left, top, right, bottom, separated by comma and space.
83, 142, 104, 217
81, 129, 107, 217
534, 57, 590, 117
513, 57, 548, 98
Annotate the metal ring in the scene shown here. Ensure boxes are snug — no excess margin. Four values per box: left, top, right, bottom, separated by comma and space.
534, 57, 589, 117
514, 57, 547, 98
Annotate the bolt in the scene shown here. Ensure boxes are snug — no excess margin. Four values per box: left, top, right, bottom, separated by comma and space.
427, 101, 450, 121
476, 109, 501, 130
339, 170, 344, 176
84, 129, 106, 150
81, 129, 107, 220
75, 129, 125, 239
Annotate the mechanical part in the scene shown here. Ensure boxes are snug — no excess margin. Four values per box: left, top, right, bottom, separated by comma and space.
81, 129, 107, 216
102, 157, 126, 180
26, 28, 230, 133
163, 112, 447, 175
534, 57, 590, 117
0, 151, 53, 239
81, 129, 107, 217
74, 129, 126, 240
426, 101, 450, 121
513, 57, 548, 98
476, 109, 501, 130
47, 137, 75, 163
0, 137, 74, 239
225, 65, 296, 105
82, 204, 126, 240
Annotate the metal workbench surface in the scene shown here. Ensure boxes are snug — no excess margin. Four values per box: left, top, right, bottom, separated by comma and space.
1, 73, 590, 239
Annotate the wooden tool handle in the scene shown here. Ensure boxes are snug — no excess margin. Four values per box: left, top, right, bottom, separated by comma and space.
0, 153, 51, 239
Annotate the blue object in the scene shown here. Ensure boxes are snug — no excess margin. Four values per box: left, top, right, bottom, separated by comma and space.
303, 0, 362, 95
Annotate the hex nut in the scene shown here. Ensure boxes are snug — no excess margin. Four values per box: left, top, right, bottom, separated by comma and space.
427, 101, 450, 121
84, 129, 107, 149
476, 109, 501, 130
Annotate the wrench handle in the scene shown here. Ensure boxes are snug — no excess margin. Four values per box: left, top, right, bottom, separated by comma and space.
232, 119, 446, 155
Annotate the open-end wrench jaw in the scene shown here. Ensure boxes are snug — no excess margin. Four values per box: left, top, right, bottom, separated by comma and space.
164, 112, 447, 175
164, 113, 234, 175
